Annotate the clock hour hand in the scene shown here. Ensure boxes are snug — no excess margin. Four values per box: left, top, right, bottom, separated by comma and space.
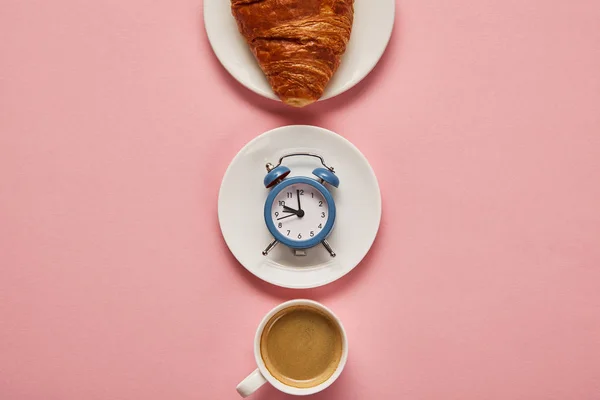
282, 204, 305, 218
283, 205, 299, 214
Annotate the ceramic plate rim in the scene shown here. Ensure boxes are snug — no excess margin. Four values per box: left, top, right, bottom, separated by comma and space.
217, 125, 381, 289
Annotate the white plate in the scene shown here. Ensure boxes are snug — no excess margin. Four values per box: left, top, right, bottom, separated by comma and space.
218, 125, 381, 288
204, 0, 395, 102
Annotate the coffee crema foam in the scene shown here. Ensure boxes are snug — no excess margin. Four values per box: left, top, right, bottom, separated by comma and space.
260, 305, 343, 389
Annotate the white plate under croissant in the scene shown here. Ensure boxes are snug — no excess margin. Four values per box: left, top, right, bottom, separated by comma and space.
204, 0, 395, 107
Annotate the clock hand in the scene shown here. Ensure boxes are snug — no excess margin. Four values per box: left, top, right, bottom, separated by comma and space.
297, 190, 302, 211
283, 205, 299, 214
277, 213, 297, 221
282, 204, 304, 218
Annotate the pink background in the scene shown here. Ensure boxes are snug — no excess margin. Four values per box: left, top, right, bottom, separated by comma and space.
1, 0, 600, 399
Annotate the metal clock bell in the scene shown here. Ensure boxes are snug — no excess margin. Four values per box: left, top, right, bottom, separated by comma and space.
261, 153, 339, 257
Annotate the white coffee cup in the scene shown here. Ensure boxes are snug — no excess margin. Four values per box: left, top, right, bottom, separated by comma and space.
236, 299, 349, 397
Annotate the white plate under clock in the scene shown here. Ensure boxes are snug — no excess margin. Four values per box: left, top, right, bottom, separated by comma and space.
218, 125, 381, 289
204, 0, 395, 102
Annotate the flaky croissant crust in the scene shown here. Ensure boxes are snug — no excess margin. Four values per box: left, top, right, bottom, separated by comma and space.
231, 0, 354, 107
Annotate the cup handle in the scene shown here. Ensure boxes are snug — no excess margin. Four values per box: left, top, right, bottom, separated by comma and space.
236, 368, 267, 397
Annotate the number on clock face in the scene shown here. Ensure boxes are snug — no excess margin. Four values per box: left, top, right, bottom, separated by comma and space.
271, 183, 328, 242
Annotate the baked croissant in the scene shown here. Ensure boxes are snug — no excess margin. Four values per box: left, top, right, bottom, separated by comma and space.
231, 0, 354, 107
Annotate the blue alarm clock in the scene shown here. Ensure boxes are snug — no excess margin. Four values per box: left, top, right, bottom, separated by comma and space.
261, 153, 339, 258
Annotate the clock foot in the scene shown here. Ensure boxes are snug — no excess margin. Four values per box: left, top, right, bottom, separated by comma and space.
262, 239, 279, 256
322, 240, 336, 257
294, 249, 306, 256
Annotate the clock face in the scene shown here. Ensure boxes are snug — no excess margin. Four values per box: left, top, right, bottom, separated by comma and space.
269, 182, 331, 243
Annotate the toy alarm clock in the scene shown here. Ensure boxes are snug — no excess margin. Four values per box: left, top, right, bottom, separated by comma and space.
261, 153, 339, 258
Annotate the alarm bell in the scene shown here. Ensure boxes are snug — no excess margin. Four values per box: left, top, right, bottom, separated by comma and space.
263, 165, 290, 188
312, 168, 339, 188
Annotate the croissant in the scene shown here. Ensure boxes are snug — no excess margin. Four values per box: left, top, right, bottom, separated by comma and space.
231, 0, 354, 107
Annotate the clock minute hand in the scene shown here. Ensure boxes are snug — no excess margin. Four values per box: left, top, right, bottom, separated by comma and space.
297, 189, 302, 211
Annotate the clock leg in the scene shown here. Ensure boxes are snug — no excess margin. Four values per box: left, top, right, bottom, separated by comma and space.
321, 240, 336, 257
262, 239, 279, 256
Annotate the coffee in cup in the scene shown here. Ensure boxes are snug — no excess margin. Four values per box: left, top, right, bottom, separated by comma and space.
236, 299, 348, 397
260, 304, 343, 388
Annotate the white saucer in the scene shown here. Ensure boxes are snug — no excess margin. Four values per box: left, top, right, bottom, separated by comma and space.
218, 125, 381, 288
204, 0, 395, 102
